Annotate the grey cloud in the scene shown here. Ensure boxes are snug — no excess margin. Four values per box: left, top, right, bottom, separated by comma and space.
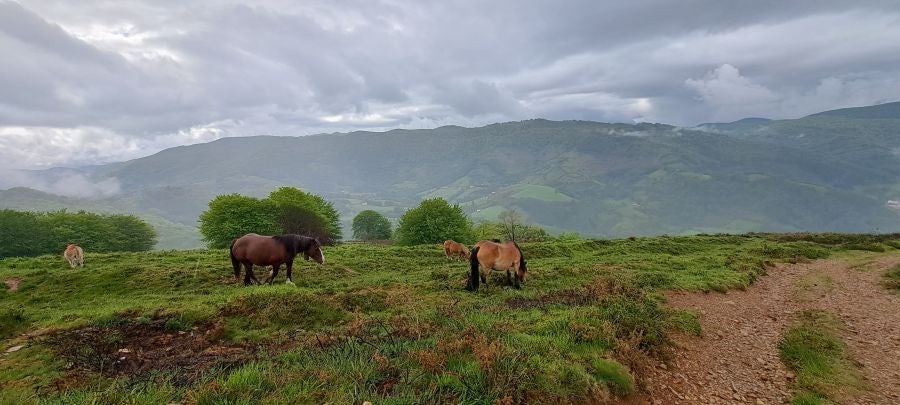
1, 0, 899, 173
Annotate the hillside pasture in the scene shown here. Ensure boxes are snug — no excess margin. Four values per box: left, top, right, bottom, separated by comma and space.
0, 235, 892, 403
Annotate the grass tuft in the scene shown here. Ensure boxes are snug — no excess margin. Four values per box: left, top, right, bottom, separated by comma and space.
779, 310, 861, 403
883, 264, 900, 291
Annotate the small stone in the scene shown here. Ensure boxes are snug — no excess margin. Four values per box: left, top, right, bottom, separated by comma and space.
5, 345, 24, 353
117, 348, 132, 353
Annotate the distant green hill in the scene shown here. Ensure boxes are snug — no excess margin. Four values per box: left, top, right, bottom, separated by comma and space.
3, 103, 900, 248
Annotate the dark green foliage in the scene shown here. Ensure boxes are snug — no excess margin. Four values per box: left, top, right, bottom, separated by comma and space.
0, 210, 52, 258
0, 188, 201, 250
395, 198, 474, 246
351, 210, 392, 241
0, 209, 156, 258
199, 188, 343, 248
198, 194, 280, 248
267, 187, 342, 243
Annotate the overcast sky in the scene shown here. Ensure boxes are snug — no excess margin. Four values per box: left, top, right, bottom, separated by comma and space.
2, 0, 900, 170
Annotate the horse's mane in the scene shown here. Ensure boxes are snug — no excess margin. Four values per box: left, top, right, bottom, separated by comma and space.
511, 241, 526, 269
272, 234, 313, 256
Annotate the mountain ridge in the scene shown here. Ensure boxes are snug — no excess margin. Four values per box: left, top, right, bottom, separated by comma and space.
3, 103, 900, 249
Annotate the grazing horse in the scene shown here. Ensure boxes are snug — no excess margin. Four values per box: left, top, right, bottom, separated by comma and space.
466, 240, 527, 290
229, 233, 324, 286
63, 244, 84, 268
443, 240, 470, 261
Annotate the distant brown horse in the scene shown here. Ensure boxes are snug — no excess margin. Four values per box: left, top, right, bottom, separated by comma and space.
443, 240, 470, 261
63, 244, 84, 268
466, 240, 527, 290
229, 233, 324, 286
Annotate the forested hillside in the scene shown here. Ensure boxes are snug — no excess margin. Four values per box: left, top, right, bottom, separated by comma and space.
3, 102, 899, 248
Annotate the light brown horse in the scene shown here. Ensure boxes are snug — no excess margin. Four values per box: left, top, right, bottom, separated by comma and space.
63, 244, 84, 268
466, 240, 527, 290
229, 233, 324, 286
443, 240, 470, 261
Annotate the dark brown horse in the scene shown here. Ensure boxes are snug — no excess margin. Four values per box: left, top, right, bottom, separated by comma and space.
466, 240, 527, 291
229, 233, 325, 286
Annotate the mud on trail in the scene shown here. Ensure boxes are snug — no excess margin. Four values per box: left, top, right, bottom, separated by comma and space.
642, 252, 900, 405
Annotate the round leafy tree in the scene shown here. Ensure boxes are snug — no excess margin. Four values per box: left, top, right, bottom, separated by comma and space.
267, 187, 342, 243
199, 194, 280, 248
352, 210, 392, 241
395, 198, 474, 246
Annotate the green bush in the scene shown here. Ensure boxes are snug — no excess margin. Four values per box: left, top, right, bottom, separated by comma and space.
394, 198, 474, 246
352, 210, 392, 241
199, 187, 342, 248
0, 209, 156, 258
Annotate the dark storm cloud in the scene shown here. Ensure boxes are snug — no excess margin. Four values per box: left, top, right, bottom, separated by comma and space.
1, 0, 900, 169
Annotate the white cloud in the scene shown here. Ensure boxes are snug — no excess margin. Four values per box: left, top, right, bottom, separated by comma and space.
685, 64, 780, 122
0, 168, 120, 198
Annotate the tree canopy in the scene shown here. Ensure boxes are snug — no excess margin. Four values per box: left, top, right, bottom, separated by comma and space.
0, 209, 157, 258
198, 194, 280, 249
198, 188, 341, 248
267, 187, 342, 243
352, 210, 392, 241
394, 198, 474, 246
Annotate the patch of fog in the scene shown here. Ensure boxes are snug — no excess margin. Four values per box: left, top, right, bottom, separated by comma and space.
607, 128, 654, 137
892, 147, 900, 156
0, 169, 120, 198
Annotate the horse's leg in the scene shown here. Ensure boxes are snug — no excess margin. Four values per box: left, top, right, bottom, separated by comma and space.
480, 264, 489, 286
506, 269, 512, 286
248, 266, 261, 285
267, 264, 280, 284
285, 260, 295, 286
243, 263, 256, 286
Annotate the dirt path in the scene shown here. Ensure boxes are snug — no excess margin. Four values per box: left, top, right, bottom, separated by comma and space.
642, 253, 900, 404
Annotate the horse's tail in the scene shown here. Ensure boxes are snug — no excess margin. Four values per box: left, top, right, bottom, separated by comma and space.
466, 246, 480, 291
229, 238, 240, 278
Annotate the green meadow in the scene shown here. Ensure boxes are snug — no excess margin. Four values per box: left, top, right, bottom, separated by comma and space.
1, 234, 896, 404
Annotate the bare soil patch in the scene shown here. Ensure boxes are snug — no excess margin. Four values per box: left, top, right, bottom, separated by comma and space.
43, 319, 256, 385
642, 253, 900, 404
4, 278, 20, 293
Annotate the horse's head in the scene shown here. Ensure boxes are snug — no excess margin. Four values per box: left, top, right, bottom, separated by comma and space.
516, 258, 528, 283
302, 238, 325, 265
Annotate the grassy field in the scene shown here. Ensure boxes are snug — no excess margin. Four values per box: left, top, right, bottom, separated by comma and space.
0, 234, 895, 404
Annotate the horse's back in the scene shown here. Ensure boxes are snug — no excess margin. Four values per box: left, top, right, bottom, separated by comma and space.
474, 240, 520, 268
231, 233, 283, 265
63, 244, 84, 266
444, 240, 464, 251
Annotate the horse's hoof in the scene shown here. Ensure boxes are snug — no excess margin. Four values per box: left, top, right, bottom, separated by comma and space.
285, 280, 296, 287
